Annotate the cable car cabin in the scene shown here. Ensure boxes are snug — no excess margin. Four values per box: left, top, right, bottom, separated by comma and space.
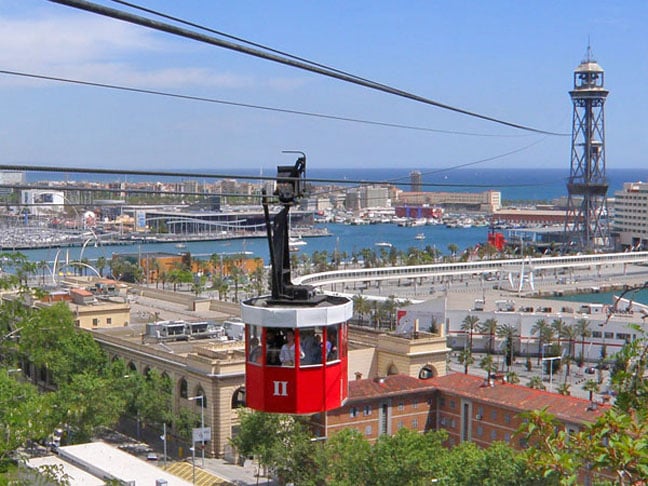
241, 295, 353, 414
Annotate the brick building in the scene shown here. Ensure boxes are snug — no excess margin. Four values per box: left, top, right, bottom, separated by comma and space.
322, 373, 607, 449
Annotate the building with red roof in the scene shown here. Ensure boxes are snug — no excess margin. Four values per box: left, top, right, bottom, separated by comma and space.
321, 373, 608, 449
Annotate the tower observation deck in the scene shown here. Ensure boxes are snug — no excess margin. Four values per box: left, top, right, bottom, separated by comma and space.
563, 47, 610, 251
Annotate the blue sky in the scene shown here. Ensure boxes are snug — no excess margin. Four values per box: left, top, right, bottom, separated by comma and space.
0, 1, 646, 175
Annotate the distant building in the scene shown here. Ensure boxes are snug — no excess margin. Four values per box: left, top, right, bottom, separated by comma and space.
21, 189, 65, 216
0, 170, 25, 195
362, 185, 390, 209
493, 208, 568, 225
611, 181, 648, 250
410, 170, 422, 192
345, 189, 361, 212
398, 190, 501, 213
35, 281, 131, 330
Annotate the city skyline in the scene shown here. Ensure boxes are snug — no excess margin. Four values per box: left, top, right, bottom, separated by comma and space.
0, 1, 646, 174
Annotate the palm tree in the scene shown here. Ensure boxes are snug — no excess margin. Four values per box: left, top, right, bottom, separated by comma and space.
479, 354, 497, 377
458, 348, 474, 375
506, 371, 520, 384
479, 318, 499, 355
96, 256, 106, 277
447, 243, 459, 261
352, 295, 371, 324
551, 318, 567, 354
557, 383, 571, 396
382, 296, 398, 331
527, 376, 546, 390
530, 318, 554, 365
574, 318, 592, 366
461, 315, 480, 355
559, 324, 577, 376
497, 323, 519, 370
583, 379, 600, 402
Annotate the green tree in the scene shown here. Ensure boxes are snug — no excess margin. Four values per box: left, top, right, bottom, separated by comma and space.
191, 274, 207, 296
458, 348, 474, 375
95, 256, 107, 278
479, 354, 497, 377
210, 277, 230, 301
573, 318, 591, 366
530, 318, 554, 365
527, 376, 546, 390
506, 371, 520, 385
497, 323, 518, 370
53, 372, 127, 443
19, 304, 107, 385
322, 428, 373, 485
517, 408, 581, 484
0, 368, 53, 467
610, 324, 648, 411
370, 428, 447, 485
230, 410, 314, 485
479, 318, 499, 356
352, 295, 371, 324
447, 243, 459, 260
582, 379, 599, 402
122, 369, 173, 432
461, 314, 480, 355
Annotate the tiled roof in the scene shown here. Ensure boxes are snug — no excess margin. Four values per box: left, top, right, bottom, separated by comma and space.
349, 375, 437, 401
70, 288, 94, 297
428, 373, 608, 424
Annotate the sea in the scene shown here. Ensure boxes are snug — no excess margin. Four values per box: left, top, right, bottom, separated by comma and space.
16, 167, 648, 268
28, 167, 648, 203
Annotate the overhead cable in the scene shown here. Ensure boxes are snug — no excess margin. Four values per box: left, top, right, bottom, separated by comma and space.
0, 164, 553, 190
48, 0, 568, 136
0, 69, 522, 138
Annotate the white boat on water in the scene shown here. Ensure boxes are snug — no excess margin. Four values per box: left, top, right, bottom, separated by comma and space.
415, 233, 426, 241
175, 242, 187, 249
375, 241, 393, 248
289, 237, 307, 252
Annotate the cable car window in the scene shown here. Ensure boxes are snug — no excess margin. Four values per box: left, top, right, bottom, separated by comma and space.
326, 325, 339, 363
265, 327, 284, 366
300, 327, 324, 367
247, 325, 262, 365
278, 329, 304, 367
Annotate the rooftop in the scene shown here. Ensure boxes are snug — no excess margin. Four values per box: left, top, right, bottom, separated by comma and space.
349, 374, 437, 400
428, 373, 608, 425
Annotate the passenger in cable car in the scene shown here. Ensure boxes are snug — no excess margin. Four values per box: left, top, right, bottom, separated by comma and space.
280, 329, 304, 367
327, 330, 338, 362
266, 329, 283, 366
248, 336, 262, 364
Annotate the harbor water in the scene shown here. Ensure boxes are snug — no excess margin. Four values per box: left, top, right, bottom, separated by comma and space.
11, 223, 490, 265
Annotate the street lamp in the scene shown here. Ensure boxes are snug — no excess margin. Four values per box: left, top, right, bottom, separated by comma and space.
160, 423, 167, 469
541, 356, 562, 392
188, 394, 205, 467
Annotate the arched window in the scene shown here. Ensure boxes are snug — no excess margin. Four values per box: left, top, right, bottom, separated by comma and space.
418, 365, 437, 380
231, 387, 246, 409
128, 361, 137, 372
179, 378, 188, 399
193, 387, 207, 408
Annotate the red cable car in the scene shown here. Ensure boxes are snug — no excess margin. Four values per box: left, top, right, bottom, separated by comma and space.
241, 296, 352, 414
241, 154, 352, 414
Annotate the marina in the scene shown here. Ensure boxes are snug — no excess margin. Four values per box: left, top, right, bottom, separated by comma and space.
5, 222, 490, 266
